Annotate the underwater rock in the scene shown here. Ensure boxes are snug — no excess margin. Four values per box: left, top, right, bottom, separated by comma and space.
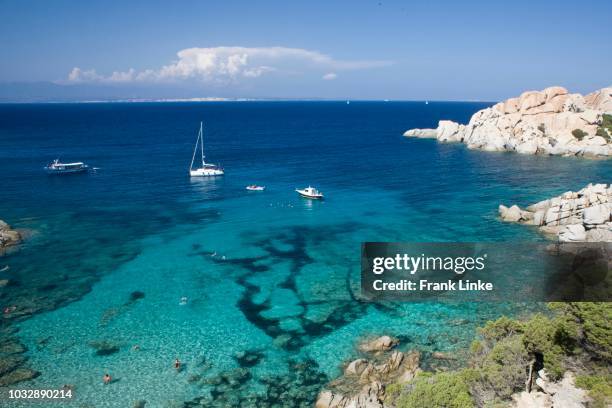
0, 367, 40, 386
88, 340, 121, 356
0, 338, 26, 354
358, 335, 399, 353
233, 350, 264, 368
0, 219, 22, 250
431, 351, 455, 360
128, 291, 145, 302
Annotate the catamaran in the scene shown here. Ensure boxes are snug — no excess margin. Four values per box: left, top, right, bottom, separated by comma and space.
189, 122, 224, 177
44, 159, 89, 174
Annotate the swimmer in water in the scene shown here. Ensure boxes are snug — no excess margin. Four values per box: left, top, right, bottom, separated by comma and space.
179, 296, 188, 305
103, 373, 112, 384
174, 358, 181, 372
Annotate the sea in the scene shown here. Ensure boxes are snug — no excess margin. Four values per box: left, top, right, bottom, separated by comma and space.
0, 101, 610, 407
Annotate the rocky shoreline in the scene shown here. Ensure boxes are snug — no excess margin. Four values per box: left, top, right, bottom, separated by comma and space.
499, 183, 611, 242
404, 87, 612, 158
315, 336, 420, 408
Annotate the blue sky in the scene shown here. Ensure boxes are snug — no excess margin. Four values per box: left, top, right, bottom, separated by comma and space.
1, 0, 611, 100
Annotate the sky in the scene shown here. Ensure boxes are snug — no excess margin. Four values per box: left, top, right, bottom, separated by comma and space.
0, 0, 611, 101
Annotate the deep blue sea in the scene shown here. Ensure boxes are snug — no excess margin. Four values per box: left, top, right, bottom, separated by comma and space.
0, 102, 610, 407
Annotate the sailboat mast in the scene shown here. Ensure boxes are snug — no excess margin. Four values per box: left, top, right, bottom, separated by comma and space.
200, 122, 206, 165
190, 123, 200, 170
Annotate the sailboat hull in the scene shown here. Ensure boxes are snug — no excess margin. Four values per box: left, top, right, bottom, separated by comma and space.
190, 168, 224, 177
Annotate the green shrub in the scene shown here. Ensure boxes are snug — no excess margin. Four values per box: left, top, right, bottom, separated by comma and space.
572, 129, 588, 140
550, 303, 612, 362
396, 371, 475, 408
478, 316, 523, 342
476, 336, 529, 399
575, 374, 612, 408
393, 303, 611, 405
595, 126, 611, 142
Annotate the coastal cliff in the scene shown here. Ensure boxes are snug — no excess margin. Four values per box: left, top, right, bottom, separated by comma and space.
404, 87, 612, 158
499, 183, 611, 242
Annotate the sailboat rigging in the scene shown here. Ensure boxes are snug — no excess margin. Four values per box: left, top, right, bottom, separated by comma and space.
189, 122, 224, 177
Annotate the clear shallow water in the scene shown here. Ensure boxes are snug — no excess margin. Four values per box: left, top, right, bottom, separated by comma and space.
0, 102, 610, 407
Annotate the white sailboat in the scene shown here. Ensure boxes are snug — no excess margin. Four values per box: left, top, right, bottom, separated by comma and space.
189, 122, 224, 177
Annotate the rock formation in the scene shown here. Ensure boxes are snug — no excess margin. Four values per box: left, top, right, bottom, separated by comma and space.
315, 336, 420, 408
511, 370, 588, 408
404, 87, 612, 157
0, 219, 21, 251
499, 183, 611, 242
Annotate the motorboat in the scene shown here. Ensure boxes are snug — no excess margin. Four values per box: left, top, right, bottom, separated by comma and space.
44, 159, 89, 174
189, 122, 224, 177
296, 186, 324, 199
246, 185, 265, 191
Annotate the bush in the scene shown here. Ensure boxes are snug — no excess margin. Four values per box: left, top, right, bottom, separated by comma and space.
572, 129, 588, 140
575, 374, 612, 408
396, 371, 475, 408
549, 303, 612, 362
474, 336, 530, 399
392, 303, 611, 405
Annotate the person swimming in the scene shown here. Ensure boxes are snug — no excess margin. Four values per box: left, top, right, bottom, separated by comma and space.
179, 296, 188, 305
103, 373, 112, 384
174, 358, 181, 372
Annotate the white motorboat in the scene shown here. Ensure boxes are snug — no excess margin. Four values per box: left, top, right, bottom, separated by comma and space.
246, 185, 265, 191
44, 159, 89, 174
295, 186, 324, 199
189, 122, 224, 177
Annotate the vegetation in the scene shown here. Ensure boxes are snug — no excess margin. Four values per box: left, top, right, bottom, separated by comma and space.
572, 128, 588, 140
575, 374, 612, 408
395, 371, 476, 408
595, 113, 612, 142
388, 303, 612, 407
537, 123, 546, 135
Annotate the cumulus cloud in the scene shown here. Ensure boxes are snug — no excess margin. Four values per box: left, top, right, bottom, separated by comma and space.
322, 72, 337, 80
64, 46, 391, 84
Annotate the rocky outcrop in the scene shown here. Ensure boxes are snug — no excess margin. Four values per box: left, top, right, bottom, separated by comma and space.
404, 87, 612, 158
358, 335, 399, 353
402, 128, 437, 138
0, 219, 21, 251
512, 370, 588, 408
499, 183, 611, 242
315, 337, 420, 408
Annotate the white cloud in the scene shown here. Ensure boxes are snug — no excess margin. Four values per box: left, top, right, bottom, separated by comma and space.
64, 46, 391, 84
322, 72, 337, 80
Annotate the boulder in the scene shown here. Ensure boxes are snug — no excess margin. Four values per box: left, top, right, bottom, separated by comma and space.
500, 183, 611, 242
583, 204, 610, 226
499, 205, 524, 222
359, 335, 399, 353
345, 359, 369, 376
403, 128, 437, 138
558, 224, 587, 242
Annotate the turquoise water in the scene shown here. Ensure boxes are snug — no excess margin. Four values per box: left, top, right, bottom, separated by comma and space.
0, 102, 610, 407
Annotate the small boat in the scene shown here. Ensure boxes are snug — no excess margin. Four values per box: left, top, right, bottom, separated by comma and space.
246, 185, 265, 191
296, 186, 324, 199
189, 122, 224, 177
44, 159, 89, 174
